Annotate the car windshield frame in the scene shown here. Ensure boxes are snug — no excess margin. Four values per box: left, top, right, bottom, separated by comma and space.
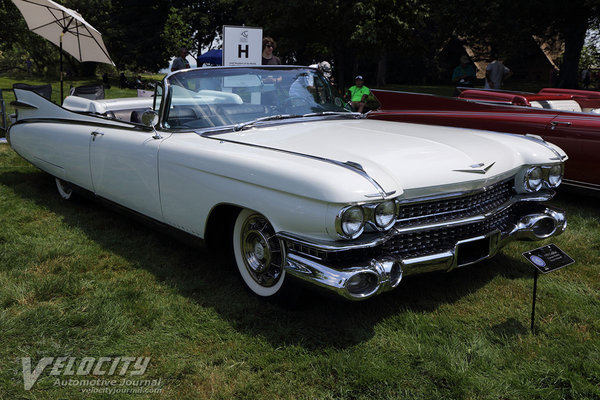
161, 66, 351, 132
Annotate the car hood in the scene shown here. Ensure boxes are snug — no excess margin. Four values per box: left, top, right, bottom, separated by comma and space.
216, 118, 565, 199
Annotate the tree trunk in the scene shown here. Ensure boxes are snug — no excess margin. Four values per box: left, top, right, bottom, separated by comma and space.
558, 13, 588, 89
376, 50, 387, 87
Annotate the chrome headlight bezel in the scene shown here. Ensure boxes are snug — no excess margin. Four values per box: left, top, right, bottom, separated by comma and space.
547, 164, 563, 188
517, 163, 564, 193
336, 205, 365, 239
524, 166, 543, 192
336, 199, 398, 239
373, 200, 397, 230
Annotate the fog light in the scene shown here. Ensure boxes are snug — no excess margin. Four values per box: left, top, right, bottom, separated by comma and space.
532, 217, 556, 238
346, 272, 379, 297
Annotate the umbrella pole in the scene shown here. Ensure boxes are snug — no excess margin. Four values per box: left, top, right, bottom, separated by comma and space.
60, 33, 64, 102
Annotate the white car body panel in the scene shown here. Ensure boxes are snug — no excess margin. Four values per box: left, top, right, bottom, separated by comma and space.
216, 119, 565, 198
89, 125, 168, 221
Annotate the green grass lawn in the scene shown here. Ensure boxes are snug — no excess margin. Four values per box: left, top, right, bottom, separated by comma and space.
0, 141, 599, 399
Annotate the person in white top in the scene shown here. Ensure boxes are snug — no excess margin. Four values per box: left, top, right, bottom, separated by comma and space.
485, 56, 513, 89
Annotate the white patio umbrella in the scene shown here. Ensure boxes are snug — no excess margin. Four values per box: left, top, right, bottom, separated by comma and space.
10, 0, 115, 100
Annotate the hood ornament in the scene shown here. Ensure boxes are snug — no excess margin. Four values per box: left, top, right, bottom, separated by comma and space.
454, 161, 496, 174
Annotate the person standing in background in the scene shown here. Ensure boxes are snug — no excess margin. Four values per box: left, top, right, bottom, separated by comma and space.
262, 37, 281, 65
452, 55, 477, 96
581, 68, 591, 89
171, 47, 190, 72
485, 53, 512, 89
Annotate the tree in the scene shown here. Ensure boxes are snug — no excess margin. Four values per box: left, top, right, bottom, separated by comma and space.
350, 0, 430, 85
0, 0, 60, 75
545, 0, 599, 88
64, 0, 173, 71
171, 0, 239, 55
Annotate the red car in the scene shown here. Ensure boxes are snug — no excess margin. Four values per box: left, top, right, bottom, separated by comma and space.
458, 88, 600, 114
369, 89, 600, 190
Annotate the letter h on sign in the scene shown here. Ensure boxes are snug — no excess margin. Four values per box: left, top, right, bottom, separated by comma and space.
238, 44, 249, 58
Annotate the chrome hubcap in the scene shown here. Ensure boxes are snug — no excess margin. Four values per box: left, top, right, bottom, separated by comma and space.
240, 214, 284, 287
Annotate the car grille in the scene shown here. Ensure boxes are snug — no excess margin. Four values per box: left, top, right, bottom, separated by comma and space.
395, 179, 513, 229
382, 207, 513, 260
322, 179, 534, 267
326, 204, 525, 266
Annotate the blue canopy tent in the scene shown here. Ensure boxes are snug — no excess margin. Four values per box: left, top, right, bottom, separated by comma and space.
197, 49, 222, 65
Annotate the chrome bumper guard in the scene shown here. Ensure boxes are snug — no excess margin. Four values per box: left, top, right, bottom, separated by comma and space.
284, 206, 566, 301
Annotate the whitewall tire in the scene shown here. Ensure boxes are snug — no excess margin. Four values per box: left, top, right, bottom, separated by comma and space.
232, 209, 286, 297
55, 178, 74, 200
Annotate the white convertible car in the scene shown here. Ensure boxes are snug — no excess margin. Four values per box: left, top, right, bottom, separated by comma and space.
7, 66, 567, 300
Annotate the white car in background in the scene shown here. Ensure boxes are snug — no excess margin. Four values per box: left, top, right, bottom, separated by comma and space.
7, 66, 567, 300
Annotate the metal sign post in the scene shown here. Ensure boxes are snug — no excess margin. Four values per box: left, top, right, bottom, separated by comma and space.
530, 268, 539, 333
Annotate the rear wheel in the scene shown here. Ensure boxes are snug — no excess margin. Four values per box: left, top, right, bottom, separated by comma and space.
232, 209, 286, 297
55, 178, 74, 200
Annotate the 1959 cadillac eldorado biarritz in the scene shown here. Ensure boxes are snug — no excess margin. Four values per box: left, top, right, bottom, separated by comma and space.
7, 66, 568, 301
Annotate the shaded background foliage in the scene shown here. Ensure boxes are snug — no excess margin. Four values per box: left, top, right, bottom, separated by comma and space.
0, 0, 598, 88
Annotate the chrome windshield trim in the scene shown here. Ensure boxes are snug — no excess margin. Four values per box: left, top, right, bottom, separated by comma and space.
197, 113, 359, 136
232, 114, 295, 131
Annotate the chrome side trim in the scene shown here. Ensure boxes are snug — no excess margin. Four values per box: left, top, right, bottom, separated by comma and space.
10, 100, 38, 110
522, 134, 567, 161
279, 230, 393, 252
562, 179, 600, 191
203, 135, 392, 199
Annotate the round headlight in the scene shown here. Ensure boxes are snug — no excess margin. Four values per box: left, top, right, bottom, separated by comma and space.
340, 206, 365, 238
525, 167, 543, 192
374, 200, 396, 230
547, 164, 563, 188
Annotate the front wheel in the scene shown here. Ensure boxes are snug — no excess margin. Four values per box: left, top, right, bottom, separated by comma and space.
232, 209, 286, 297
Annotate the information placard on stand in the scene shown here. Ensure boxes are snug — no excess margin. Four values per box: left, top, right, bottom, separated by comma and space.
523, 243, 574, 334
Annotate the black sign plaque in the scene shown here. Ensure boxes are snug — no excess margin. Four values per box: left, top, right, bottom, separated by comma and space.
522, 243, 574, 274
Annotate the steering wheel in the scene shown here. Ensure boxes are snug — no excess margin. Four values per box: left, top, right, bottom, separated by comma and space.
278, 96, 313, 113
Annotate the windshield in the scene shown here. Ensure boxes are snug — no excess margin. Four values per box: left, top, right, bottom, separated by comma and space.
164, 67, 349, 130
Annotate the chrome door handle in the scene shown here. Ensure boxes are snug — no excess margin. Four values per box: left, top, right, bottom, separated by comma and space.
550, 121, 571, 130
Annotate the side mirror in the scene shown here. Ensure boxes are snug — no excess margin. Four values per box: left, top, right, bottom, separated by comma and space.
142, 110, 161, 139
141, 110, 159, 128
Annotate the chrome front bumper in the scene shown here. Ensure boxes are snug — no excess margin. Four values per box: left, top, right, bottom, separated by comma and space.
284, 206, 566, 301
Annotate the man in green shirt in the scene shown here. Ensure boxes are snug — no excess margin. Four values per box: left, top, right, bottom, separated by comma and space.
347, 75, 370, 113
